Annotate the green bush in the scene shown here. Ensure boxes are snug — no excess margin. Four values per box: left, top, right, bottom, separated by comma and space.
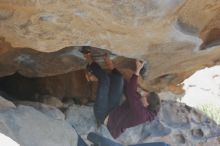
197, 104, 220, 125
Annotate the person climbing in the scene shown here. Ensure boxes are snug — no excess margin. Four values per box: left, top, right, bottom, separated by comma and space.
81, 46, 161, 139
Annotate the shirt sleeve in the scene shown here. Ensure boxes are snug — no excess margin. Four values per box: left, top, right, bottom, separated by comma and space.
124, 74, 146, 117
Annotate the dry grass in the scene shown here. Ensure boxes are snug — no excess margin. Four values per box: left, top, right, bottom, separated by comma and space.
197, 104, 220, 125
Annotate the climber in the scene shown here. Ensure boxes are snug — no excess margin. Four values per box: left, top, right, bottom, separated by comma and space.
80, 46, 161, 139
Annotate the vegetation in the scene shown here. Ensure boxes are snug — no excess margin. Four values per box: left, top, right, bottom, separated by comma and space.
197, 104, 220, 125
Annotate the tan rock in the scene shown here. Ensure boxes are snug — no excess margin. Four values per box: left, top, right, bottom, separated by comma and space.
0, 96, 15, 110
41, 95, 63, 108
0, 0, 220, 91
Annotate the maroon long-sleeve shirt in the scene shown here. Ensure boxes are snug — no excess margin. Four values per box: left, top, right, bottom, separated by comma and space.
107, 74, 158, 138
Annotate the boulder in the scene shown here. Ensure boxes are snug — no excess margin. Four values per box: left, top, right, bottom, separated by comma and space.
15, 101, 65, 121
0, 105, 77, 146
66, 100, 220, 146
0, 96, 16, 110
41, 95, 64, 108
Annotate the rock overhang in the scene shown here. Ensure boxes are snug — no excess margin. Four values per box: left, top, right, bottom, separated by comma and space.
0, 0, 220, 92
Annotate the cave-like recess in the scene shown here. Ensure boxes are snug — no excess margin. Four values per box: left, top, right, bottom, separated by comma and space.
0, 46, 134, 104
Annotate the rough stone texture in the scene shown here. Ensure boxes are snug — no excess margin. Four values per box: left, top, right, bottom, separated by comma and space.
158, 91, 183, 101
0, 44, 132, 78
14, 101, 65, 121
0, 3, 220, 145
0, 96, 16, 110
66, 100, 220, 146
41, 95, 64, 108
0, 90, 219, 146
0, 105, 77, 146
0, 0, 220, 92
66, 104, 96, 135
0, 46, 85, 77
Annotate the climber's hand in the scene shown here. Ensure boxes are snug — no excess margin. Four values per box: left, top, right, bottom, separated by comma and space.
135, 60, 145, 76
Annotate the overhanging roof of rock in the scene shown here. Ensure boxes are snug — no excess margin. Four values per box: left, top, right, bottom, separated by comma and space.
0, 0, 220, 81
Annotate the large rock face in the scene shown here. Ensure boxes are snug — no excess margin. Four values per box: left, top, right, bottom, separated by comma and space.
0, 0, 220, 91
0, 98, 78, 146
0, 91, 219, 146
1, 2, 220, 145
65, 100, 220, 146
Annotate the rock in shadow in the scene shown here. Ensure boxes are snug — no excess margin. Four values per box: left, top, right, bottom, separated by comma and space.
200, 28, 220, 50
160, 100, 190, 129
191, 128, 204, 140
176, 19, 199, 36
0, 8, 14, 20
142, 119, 171, 138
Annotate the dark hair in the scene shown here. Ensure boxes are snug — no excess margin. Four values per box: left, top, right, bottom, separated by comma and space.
80, 46, 91, 54
147, 92, 160, 112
